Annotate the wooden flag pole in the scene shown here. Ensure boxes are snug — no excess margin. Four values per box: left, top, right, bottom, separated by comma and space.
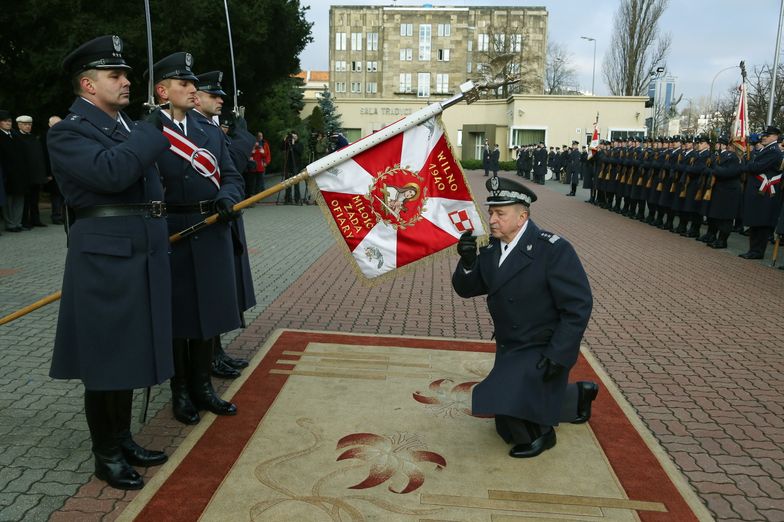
772, 237, 781, 267
0, 80, 489, 326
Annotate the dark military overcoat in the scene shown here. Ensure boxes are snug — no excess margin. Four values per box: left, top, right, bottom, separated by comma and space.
48, 97, 173, 390
707, 150, 743, 221
157, 113, 244, 340
742, 141, 783, 227
452, 221, 593, 427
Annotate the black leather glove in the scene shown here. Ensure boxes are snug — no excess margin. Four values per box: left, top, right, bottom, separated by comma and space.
234, 116, 247, 132
537, 355, 565, 382
214, 198, 240, 222
457, 230, 477, 269
144, 107, 163, 131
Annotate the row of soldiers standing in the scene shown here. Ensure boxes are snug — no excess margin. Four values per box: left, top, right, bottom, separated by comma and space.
582, 129, 783, 259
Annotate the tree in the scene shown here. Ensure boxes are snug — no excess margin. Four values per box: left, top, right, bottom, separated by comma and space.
255, 76, 306, 172
0, 0, 312, 129
472, 25, 541, 98
308, 106, 325, 134
746, 63, 784, 130
544, 41, 577, 95
602, 0, 671, 96
317, 86, 343, 137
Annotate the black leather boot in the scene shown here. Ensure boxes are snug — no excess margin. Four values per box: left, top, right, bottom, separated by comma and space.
189, 339, 238, 416
171, 339, 200, 425
214, 336, 249, 369
113, 390, 167, 467
84, 390, 144, 490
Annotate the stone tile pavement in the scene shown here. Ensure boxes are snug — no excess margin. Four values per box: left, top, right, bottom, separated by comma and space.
1, 171, 783, 521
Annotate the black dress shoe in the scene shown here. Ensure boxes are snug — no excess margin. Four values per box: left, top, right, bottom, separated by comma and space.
219, 352, 249, 369
708, 240, 727, 249
509, 429, 556, 458
93, 450, 144, 490
120, 439, 168, 467
739, 252, 763, 259
212, 358, 241, 379
32, 222, 47, 227
573, 381, 599, 424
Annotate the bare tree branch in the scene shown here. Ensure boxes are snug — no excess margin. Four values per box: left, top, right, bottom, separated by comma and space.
602, 0, 671, 96
545, 40, 578, 94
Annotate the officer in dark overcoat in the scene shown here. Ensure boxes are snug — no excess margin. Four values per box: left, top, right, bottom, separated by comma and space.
533, 142, 547, 184
703, 136, 743, 249
452, 177, 597, 458
566, 141, 581, 196
147, 52, 245, 425
191, 70, 256, 378
739, 125, 783, 259
48, 35, 173, 490
482, 139, 491, 176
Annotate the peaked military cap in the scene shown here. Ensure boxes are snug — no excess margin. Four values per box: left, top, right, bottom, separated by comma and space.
196, 71, 226, 96
0, 109, 11, 120
717, 136, 729, 145
62, 35, 131, 77
749, 133, 761, 144
694, 134, 710, 143
486, 176, 537, 207
148, 52, 198, 84
761, 125, 781, 136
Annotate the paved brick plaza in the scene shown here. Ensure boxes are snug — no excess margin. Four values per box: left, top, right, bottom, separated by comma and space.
1, 170, 783, 521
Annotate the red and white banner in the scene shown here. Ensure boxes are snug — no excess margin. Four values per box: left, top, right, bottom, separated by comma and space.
313, 116, 486, 279
731, 81, 749, 148
162, 125, 221, 189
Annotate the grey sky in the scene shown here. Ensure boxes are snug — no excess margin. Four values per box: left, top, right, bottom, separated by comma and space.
299, 1, 783, 108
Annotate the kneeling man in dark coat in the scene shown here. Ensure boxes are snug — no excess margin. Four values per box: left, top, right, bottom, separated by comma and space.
452, 177, 598, 458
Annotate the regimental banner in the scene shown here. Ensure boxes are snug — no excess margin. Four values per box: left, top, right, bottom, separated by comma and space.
731, 81, 749, 148
312, 116, 486, 279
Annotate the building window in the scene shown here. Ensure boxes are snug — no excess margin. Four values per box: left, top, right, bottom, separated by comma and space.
350, 82, 362, 93
399, 48, 413, 61
334, 60, 347, 72
366, 82, 377, 94
437, 23, 451, 37
509, 62, 521, 75
496, 34, 506, 51
436, 73, 449, 93
351, 32, 362, 51
417, 72, 430, 97
511, 34, 523, 52
335, 32, 346, 51
478, 33, 489, 52
418, 24, 431, 61
367, 32, 378, 51
351, 61, 362, 72
366, 61, 378, 72
399, 73, 412, 93
468, 40, 473, 52
400, 23, 413, 36
335, 82, 346, 93
437, 49, 450, 61
467, 61, 472, 73
457, 129, 463, 147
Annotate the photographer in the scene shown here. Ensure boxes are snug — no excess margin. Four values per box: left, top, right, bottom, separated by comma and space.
281, 131, 303, 204
329, 132, 349, 152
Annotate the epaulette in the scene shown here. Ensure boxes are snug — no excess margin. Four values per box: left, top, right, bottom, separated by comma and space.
68, 114, 81, 122
538, 230, 561, 244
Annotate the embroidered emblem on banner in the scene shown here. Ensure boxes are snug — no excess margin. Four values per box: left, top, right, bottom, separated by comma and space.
448, 209, 474, 233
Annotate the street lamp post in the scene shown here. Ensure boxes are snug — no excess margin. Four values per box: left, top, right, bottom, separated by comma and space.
708, 65, 740, 128
580, 36, 596, 95
649, 67, 665, 137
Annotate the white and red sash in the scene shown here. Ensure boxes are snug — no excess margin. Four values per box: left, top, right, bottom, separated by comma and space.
756, 173, 782, 196
162, 125, 221, 189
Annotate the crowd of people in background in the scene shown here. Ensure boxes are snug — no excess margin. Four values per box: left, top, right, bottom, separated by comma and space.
0, 111, 65, 235
513, 128, 784, 266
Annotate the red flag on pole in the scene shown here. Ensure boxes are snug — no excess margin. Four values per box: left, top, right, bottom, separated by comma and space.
731, 81, 749, 148
312, 116, 486, 279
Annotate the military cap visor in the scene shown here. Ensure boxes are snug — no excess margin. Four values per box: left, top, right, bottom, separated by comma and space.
196, 71, 227, 96
761, 125, 781, 136
63, 35, 131, 77
147, 52, 199, 85
485, 176, 537, 207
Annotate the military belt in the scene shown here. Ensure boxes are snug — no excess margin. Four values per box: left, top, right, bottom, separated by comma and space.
166, 200, 216, 215
73, 201, 166, 219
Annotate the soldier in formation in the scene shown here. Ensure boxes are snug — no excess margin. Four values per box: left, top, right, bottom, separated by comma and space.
589, 129, 783, 260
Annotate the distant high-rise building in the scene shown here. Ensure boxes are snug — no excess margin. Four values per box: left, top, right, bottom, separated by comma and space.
328, 4, 548, 100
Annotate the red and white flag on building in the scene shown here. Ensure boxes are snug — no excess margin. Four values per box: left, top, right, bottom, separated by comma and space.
312, 116, 486, 279
731, 80, 749, 148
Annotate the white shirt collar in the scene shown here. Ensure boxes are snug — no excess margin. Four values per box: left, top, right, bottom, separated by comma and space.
161, 109, 187, 134
499, 219, 529, 266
